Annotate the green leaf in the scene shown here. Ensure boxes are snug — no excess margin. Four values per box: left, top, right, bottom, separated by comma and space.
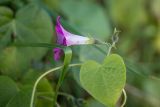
85, 99, 105, 107
22, 70, 55, 107
36, 78, 54, 107
15, 3, 53, 43
14, 3, 53, 59
22, 69, 41, 85
80, 45, 108, 63
60, 0, 111, 40
0, 47, 30, 78
80, 54, 126, 107
37, 78, 54, 95
0, 4, 53, 78
0, 6, 13, 26
6, 86, 32, 107
0, 76, 19, 107
0, 6, 13, 49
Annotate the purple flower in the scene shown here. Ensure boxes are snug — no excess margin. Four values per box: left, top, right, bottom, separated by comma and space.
53, 48, 64, 61
55, 16, 95, 46
53, 16, 95, 61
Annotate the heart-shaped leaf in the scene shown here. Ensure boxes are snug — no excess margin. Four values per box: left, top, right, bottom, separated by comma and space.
80, 54, 126, 107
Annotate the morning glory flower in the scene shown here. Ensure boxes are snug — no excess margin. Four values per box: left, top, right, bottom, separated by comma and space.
55, 16, 95, 46
53, 16, 96, 61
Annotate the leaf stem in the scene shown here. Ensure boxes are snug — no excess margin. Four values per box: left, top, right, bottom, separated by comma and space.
30, 63, 82, 107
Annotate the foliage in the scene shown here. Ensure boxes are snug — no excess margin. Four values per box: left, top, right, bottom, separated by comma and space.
80, 54, 126, 107
0, 0, 160, 107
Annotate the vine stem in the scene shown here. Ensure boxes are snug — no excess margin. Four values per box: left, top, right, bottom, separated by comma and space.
107, 46, 112, 56
30, 63, 82, 107
107, 42, 115, 56
120, 89, 127, 107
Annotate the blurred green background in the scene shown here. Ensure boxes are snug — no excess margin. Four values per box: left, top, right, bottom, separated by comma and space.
0, 0, 160, 107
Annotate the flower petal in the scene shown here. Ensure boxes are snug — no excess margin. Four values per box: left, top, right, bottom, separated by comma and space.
65, 33, 94, 46
53, 48, 64, 61
55, 16, 67, 46
55, 16, 95, 46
